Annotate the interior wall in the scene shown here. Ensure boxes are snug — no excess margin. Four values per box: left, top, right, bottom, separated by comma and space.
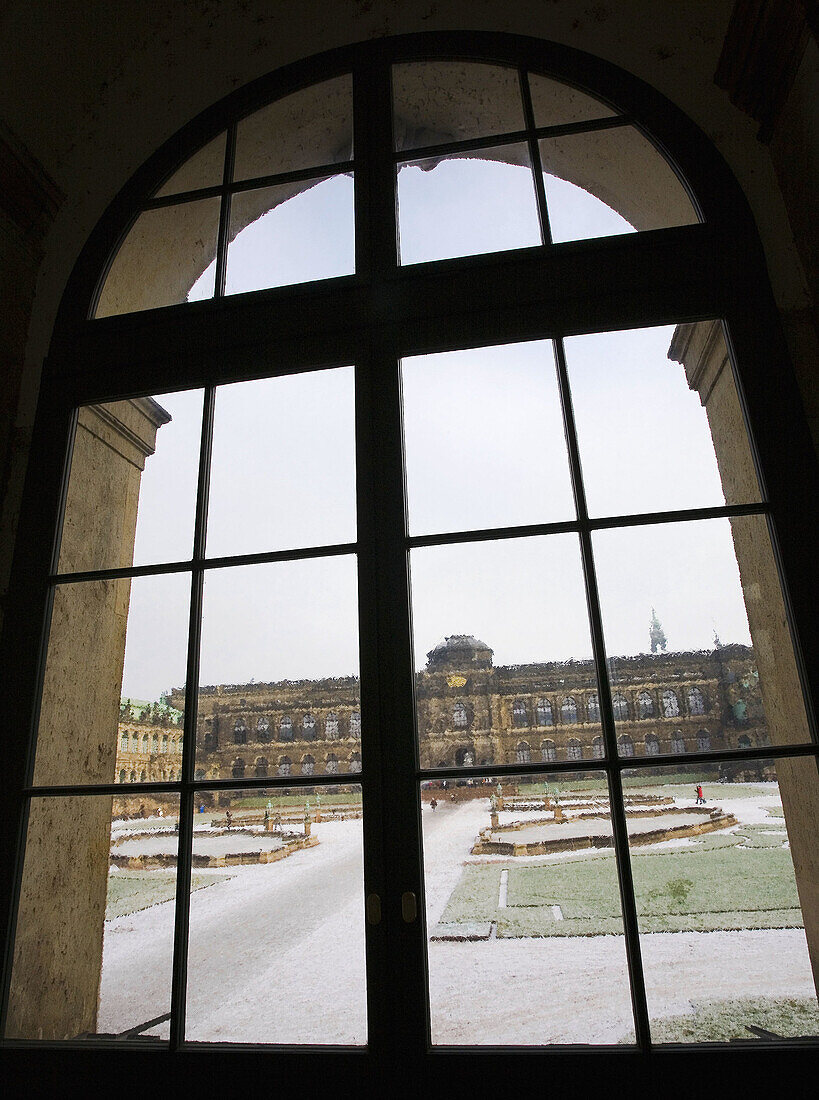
0, 0, 816, 625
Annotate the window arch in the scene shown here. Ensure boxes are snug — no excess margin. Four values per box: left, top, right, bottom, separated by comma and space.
120, 731, 129, 752
257, 716, 270, 742
567, 738, 582, 761
302, 714, 316, 738
637, 691, 654, 719
697, 729, 712, 752
255, 756, 269, 778
688, 686, 706, 715
515, 741, 531, 764
541, 739, 556, 763
561, 696, 578, 725
326, 753, 339, 774
325, 713, 339, 737
233, 720, 247, 745
592, 736, 605, 759
6, 30, 819, 1071
452, 702, 468, 728
661, 689, 680, 718
350, 711, 361, 739
587, 694, 600, 723
301, 755, 315, 776
231, 758, 246, 779
277, 756, 292, 777
279, 716, 293, 741
645, 733, 660, 756
511, 700, 528, 728
612, 694, 629, 721
618, 735, 634, 757
671, 732, 686, 755
536, 699, 553, 726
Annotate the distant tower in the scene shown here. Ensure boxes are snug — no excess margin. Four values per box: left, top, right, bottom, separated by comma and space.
713, 628, 723, 649
649, 608, 667, 653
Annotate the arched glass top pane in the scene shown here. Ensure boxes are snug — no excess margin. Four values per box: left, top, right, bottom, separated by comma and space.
155, 132, 227, 198
527, 72, 616, 128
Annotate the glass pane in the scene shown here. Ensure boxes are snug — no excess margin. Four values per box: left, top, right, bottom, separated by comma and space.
410, 536, 594, 770
95, 197, 220, 317
33, 572, 190, 786
206, 367, 356, 557
621, 761, 819, 1043
393, 61, 525, 152
221, 174, 354, 296
593, 516, 813, 756
7, 793, 179, 1041
423, 771, 633, 1044
155, 132, 226, 197
402, 341, 574, 535
185, 783, 366, 1043
540, 126, 698, 241
196, 556, 360, 778
233, 75, 353, 182
528, 73, 616, 128
398, 145, 541, 265
58, 390, 203, 574
564, 323, 761, 517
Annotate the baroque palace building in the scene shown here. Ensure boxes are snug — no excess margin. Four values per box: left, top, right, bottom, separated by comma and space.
115, 633, 769, 784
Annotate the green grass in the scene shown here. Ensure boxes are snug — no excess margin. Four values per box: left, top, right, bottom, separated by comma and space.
650, 996, 819, 1043
436, 832, 802, 938
106, 870, 228, 918
232, 791, 362, 809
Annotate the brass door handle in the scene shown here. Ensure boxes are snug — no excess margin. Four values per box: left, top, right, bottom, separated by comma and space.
401, 891, 417, 923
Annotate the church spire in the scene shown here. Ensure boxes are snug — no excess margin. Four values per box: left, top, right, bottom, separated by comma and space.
649, 607, 667, 653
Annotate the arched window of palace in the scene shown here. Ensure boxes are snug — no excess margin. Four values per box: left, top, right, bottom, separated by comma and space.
688, 686, 706, 715
232, 758, 246, 778
612, 694, 629, 721
350, 712, 361, 738
257, 716, 270, 742
662, 690, 680, 718
512, 700, 528, 728
697, 729, 711, 752
618, 735, 634, 757
671, 733, 686, 754
645, 733, 660, 756
142, 734, 149, 752
279, 716, 293, 741
255, 757, 269, 777
131, 733, 139, 752
161, 734, 168, 752
303, 714, 316, 738
453, 702, 467, 728
561, 696, 578, 725
118, 769, 126, 783
587, 694, 600, 723
638, 691, 654, 719
129, 771, 136, 783
195, 769, 206, 781
325, 713, 339, 737
536, 699, 553, 726
277, 757, 291, 777
592, 736, 605, 758
204, 731, 216, 751
152, 734, 159, 753
567, 738, 582, 761
301, 755, 315, 776
233, 720, 247, 744
120, 731, 129, 752
541, 740, 556, 763
515, 741, 531, 764
326, 753, 339, 774
349, 752, 362, 774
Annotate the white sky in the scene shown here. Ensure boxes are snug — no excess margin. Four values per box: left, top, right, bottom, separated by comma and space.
112, 157, 757, 700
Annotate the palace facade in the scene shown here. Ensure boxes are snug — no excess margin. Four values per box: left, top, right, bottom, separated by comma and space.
115, 634, 769, 784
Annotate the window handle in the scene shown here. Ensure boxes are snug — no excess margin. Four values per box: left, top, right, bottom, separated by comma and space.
366, 893, 381, 925
401, 891, 417, 923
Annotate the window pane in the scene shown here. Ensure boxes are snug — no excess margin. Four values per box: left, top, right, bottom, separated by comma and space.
185, 783, 366, 1043
196, 556, 360, 778
422, 771, 633, 1044
410, 536, 594, 770
7, 794, 179, 1041
528, 73, 616, 128
564, 323, 761, 517
155, 132, 226, 197
621, 761, 819, 1043
540, 125, 698, 241
206, 367, 356, 557
222, 174, 354, 296
398, 146, 541, 264
402, 341, 574, 535
33, 572, 190, 787
57, 390, 203, 574
95, 197, 220, 317
233, 75, 353, 182
393, 62, 524, 152
594, 516, 813, 756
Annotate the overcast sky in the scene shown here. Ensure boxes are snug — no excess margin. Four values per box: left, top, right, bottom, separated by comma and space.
109, 157, 755, 700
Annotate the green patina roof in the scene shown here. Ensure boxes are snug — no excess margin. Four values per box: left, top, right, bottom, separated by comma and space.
121, 696, 184, 722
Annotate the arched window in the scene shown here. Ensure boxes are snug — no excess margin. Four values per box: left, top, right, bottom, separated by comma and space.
587, 694, 600, 723
326, 753, 339, 774
120, 731, 129, 752
645, 733, 660, 756
204, 731, 216, 751
637, 691, 654, 719
661, 690, 680, 718
8, 32, 818, 1073
688, 686, 706, 715
301, 755, 315, 776
255, 756, 268, 777
257, 716, 270, 742
140, 770, 147, 782
561, 696, 578, 725
671, 733, 686, 754
697, 729, 711, 752
231, 758, 245, 778
567, 738, 582, 761
612, 694, 629, 721
233, 720, 247, 745
142, 734, 149, 752
592, 736, 605, 759
541, 740, 556, 763
129, 771, 136, 783
161, 734, 169, 753
131, 734, 139, 753
452, 702, 467, 728
350, 712, 361, 738
455, 746, 475, 767
152, 734, 159, 753
325, 713, 339, 737
536, 699, 553, 726
118, 769, 126, 783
